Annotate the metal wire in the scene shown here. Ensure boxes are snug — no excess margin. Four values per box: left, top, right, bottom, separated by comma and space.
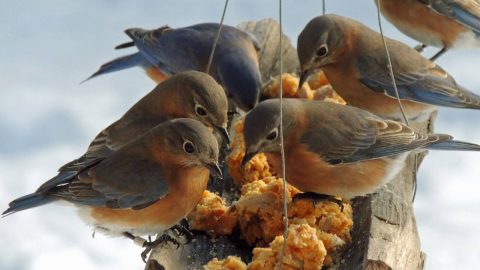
206, 0, 229, 74
322, 0, 326, 15
376, 0, 419, 202
376, 0, 409, 126
278, 0, 289, 268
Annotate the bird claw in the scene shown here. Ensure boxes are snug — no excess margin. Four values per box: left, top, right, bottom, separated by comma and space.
170, 224, 194, 243
141, 234, 181, 263
292, 192, 344, 212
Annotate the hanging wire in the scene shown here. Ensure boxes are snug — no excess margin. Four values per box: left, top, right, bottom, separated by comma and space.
322, 0, 326, 15
206, 0, 229, 74
375, 0, 409, 125
277, 0, 289, 268
376, 0, 420, 201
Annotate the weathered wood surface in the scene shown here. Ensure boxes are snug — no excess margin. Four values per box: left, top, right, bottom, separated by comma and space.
146, 19, 426, 270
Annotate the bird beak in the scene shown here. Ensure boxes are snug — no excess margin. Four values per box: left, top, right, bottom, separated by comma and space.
207, 162, 223, 179
215, 126, 230, 145
298, 69, 314, 91
241, 151, 256, 168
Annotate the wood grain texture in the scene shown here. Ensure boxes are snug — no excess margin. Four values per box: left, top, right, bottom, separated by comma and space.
146, 19, 427, 270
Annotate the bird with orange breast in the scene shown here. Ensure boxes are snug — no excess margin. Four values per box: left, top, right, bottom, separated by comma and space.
3, 119, 221, 262
241, 99, 480, 202
36, 71, 228, 194
297, 14, 480, 122
375, 0, 480, 60
86, 23, 262, 112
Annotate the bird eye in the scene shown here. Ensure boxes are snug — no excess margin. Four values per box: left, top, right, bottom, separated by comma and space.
266, 129, 278, 141
183, 140, 195, 154
316, 44, 328, 57
195, 104, 208, 117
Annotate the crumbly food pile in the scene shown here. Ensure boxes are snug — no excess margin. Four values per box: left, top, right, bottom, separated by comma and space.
262, 71, 346, 105
199, 72, 352, 269
234, 176, 352, 267
203, 256, 247, 270
235, 177, 300, 245
227, 118, 275, 186
187, 190, 238, 236
248, 224, 327, 270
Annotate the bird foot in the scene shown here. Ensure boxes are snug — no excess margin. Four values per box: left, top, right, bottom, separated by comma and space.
292, 192, 344, 212
141, 234, 181, 263
170, 224, 194, 243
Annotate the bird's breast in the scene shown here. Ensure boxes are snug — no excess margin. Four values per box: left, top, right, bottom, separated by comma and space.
79, 167, 210, 236
378, 0, 469, 48
266, 145, 407, 199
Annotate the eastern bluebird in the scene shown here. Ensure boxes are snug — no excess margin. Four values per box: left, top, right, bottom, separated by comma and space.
3, 118, 221, 261
36, 70, 228, 196
86, 23, 262, 111
297, 14, 480, 121
376, 0, 480, 60
241, 99, 480, 200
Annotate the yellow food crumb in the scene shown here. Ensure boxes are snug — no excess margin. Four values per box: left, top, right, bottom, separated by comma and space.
203, 256, 247, 270
262, 71, 346, 105
247, 224, 327, 270
264, 73, 311, 98
235, 177, 300, 245
227, 119, 275, 186
187, 191, 238, 236
306, 70, 329, 90
312, 84, 347, 105
290, 199, 352, 244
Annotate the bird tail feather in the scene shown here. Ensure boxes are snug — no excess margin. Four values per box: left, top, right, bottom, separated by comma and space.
81, 52, 144, 83
2, 193, 54, 217
427, 140, 480, 151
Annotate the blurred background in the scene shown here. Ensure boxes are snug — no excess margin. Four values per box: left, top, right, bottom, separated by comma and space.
1, 1, 479, 269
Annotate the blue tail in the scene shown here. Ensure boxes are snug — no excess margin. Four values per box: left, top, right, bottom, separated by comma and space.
82, 52, 146, 83
427, 140, 480, 151
2, 193, 55, 216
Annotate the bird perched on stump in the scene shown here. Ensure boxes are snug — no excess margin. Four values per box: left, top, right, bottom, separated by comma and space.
297, 14, 480, 122
242, 99, 480, 201
3, 119, 221, 261
86, 23, 262, 112
376, 0, 480, 60
33, 71, 228, 195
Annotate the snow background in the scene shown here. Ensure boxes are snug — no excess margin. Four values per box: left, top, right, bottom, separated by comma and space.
0, 1, 479, 269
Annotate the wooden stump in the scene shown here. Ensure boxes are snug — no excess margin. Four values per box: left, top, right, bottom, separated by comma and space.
145, 18, 427, 270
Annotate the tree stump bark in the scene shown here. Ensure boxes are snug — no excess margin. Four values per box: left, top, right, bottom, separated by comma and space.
145, 18, 427, 270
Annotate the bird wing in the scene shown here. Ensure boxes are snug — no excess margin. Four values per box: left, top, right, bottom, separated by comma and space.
427, 0, 480, 35
43, 117, 165, 194
124, 25, 205, 75
86, 116, 165, 157
124, 23, 260, 75
301, 102, 449, 164
55, 150, 169, 210
355, 38, 480, 108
